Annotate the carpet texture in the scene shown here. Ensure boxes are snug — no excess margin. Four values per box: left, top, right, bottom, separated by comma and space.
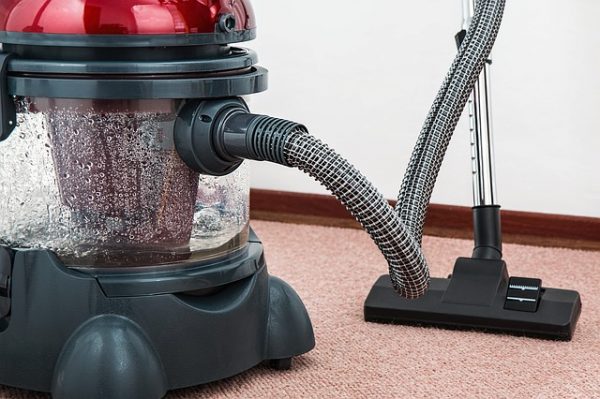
1, 221, 598, 398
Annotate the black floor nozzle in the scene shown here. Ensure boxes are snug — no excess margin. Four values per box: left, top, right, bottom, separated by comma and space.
364, 257, 582, 341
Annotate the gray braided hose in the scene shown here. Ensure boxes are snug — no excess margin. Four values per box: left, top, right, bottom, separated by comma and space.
185, 0, 506, 298
277, 0, 504, 297
283, 133, 429, 299
397, 0, 506, 242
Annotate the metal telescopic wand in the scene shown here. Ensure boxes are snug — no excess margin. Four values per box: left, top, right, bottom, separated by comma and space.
462, 0, 499, 207
460, 0, 502, 259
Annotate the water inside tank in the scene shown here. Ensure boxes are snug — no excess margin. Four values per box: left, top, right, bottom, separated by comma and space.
0, 97, 249, 268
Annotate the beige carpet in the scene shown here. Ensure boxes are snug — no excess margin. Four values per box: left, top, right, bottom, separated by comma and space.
2, 221, 599, 398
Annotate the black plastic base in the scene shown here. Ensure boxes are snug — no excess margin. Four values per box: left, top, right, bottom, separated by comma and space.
365, 258, 582, 341
0, 231, 315, 399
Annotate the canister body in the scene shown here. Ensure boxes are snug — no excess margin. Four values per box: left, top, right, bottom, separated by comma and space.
0, 97, 250, 268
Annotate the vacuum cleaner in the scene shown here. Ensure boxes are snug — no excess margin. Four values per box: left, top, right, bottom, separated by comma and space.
0, 0, 581, 398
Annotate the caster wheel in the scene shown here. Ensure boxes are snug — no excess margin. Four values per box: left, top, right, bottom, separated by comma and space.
267, 358, 292, 370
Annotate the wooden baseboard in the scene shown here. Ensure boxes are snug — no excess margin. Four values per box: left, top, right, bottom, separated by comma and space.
250, 189, 600, 251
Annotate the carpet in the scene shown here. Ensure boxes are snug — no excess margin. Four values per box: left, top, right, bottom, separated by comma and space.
1, 221, 598, 398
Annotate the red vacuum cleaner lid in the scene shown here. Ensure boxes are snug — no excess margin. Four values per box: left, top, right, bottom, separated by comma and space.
0, 0, 255, 35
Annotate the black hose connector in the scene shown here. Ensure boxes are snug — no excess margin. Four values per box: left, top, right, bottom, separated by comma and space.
175, 99, 431, 297
174, 98, 248, 176
472, 205, 503, 260
174, 98, 307, 175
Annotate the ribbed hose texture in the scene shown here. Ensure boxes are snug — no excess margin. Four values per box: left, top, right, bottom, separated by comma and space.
239, 0, 505, 297
249, 116, 308, 164
397, 0, 506, 243
284, 133, 429, 298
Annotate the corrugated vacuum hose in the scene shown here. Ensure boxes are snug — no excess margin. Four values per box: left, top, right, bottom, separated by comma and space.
175, 0, 506, 298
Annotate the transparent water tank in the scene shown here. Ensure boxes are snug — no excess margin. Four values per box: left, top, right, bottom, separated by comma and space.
0, 97, 250, 268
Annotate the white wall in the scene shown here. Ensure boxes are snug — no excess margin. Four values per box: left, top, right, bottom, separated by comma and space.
247, 0, 600, 218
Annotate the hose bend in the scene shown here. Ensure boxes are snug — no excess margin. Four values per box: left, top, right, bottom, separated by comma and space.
174, 109, 429, 298
175, 0, 506, 298
283, 132, 430, 298
223, 115, 430, 298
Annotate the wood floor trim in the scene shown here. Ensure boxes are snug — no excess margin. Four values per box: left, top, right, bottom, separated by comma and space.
250, 189, 600, 251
